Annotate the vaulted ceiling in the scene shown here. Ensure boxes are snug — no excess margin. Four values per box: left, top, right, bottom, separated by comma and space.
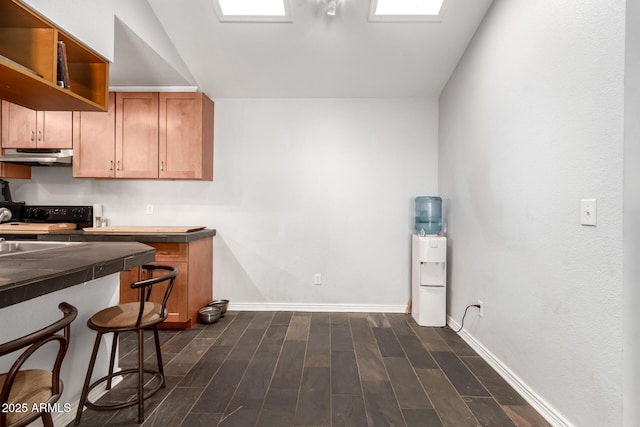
109, 0, 494, 98
23, 0, 493, 98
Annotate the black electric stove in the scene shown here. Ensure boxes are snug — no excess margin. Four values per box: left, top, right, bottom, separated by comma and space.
0, 203, 94, 239
21, 205, 94, 229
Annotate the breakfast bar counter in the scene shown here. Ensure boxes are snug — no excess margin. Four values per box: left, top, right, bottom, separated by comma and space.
0, 228, 216, 243
0, 241, 155, 308
0, 228, 216, 329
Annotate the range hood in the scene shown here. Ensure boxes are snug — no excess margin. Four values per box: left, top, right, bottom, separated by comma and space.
0, 149, 72, 166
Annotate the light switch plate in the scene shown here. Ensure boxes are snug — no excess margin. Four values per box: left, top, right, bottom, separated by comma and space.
581, 199, 597, 226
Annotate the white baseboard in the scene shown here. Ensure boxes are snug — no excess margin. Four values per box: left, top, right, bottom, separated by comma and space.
228, 302, 407, 313
447, 316, 572, 427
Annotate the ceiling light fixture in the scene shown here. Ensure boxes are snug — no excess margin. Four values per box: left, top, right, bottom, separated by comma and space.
327, 0, 337, 16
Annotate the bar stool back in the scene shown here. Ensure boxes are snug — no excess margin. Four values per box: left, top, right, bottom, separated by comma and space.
0, 302, 77, 427
74, 265, 178, 424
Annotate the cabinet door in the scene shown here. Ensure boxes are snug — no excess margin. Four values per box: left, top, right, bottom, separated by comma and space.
149, 260, 189, 324
1, 102, 72, 149
37, 111, 73, 149
1, 101, 37, 148
159, 92, 213, 180
119, 266, 141, 304
119, 262, 188, 324
0, 162, 31, 179
73, 92, 116, 178
150, 243, 188, 323
115, 92, 159, 178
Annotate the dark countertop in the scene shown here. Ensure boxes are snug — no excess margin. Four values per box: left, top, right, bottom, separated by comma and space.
0, 228, 216, 243
0, 241, 155, 308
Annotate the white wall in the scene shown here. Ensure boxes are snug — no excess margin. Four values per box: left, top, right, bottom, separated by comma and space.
10, 98, 438, 310
624, 0, 640, 425
438, 1, 624, 426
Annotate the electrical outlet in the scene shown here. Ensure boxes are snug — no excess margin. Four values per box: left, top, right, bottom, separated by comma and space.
314, 273, 322, 285
477, 300, 484, 317
146, 204, 154, 215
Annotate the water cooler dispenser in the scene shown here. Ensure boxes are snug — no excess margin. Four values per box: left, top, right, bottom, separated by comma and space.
412, 235, 447, 326
412, 196, 447, 327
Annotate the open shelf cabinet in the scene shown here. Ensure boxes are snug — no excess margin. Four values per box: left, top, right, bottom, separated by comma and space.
0, 0, 109, 111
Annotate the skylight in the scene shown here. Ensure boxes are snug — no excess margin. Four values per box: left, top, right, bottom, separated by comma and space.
369, 0, 445, 22
213, 0, 292, 22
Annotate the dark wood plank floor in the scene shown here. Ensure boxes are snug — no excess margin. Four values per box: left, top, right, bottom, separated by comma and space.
71, 312, 551, 427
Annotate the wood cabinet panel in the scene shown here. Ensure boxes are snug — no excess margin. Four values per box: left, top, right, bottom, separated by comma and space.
1, 101, 72, 149
119, 238, 213, 329
0, 162, 31, 179
73, 91, 212, 181
1, 102, 37, 148
38, 111, 73, 148
152, 242, 188, 262
115, 92, 158, 178
149, 260, 189, 324
119, 266, 140, 304
73, 92, 115, 178
119, 261, 189, 325
159, 92, 214, 180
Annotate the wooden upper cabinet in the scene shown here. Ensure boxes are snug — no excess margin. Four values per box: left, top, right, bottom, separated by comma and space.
159, 92, 214, 180
0, 0, 108, 111
73, 92, 115, 178
72, 91, 213, 180
1, 101, 72, 149
0, 162, 31, 179
115, 92, 159, 179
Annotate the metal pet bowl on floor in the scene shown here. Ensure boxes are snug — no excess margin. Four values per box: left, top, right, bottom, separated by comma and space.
198, 306, 221, 324
207, 299, 229, 316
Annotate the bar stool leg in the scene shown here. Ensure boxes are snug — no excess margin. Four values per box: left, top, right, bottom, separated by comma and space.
137, 328, 145, 423
75, 331, 103, 425
106, 332, 119, 390
153, 326, 165, 388
42, 412, 54, 427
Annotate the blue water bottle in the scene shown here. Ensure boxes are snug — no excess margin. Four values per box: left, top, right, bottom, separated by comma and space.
415, 196, 442, 234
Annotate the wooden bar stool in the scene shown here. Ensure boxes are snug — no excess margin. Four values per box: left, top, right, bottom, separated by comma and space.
0, 302, 77, 427
74, 265, 177, 425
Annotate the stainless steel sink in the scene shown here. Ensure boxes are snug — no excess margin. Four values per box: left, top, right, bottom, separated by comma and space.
0, 240, 85, 257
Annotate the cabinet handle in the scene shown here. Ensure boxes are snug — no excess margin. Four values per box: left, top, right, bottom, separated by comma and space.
109, 160, 113, 171
37, 130, 42, 141
30, 131, 34, 141
159, 251, 170, 255
160, 161, 164, 172
116, 161, 121, 171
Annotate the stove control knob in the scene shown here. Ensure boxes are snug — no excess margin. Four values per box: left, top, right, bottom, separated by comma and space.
25, 207, 42, 218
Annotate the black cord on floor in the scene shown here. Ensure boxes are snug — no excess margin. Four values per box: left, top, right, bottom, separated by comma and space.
453, 304, 481, 333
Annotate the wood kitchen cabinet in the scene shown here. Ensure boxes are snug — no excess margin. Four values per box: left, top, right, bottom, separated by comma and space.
73, 91, 214, 180
0, 0, 109, 111
74, 92, 158, 178
72, 93, 115, 178
0, 161, 30, 179
116, 92, 159, 178
1, 101, 73, 149
119, 237, 213, 329
159, 92, 214, 180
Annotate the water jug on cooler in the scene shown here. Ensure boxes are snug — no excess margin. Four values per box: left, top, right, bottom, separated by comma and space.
414, 196, 442, 235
